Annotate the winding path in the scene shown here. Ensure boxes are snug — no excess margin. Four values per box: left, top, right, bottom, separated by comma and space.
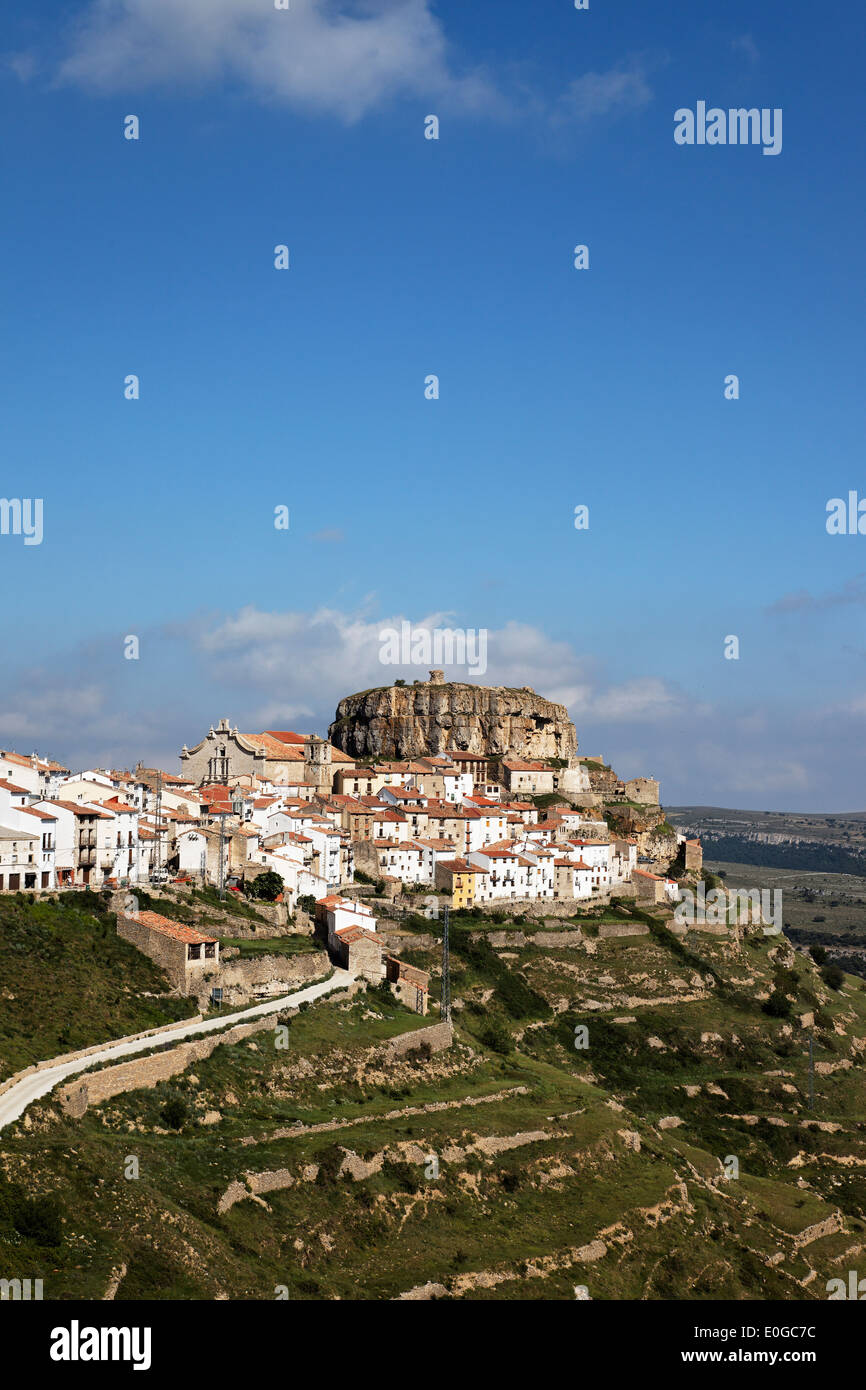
0, 968, 356, 1134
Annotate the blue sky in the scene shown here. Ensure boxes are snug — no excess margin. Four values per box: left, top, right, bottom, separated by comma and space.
1, 0, 865, 809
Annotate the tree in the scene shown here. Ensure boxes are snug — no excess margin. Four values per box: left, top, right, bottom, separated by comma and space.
245, 870, 284, 902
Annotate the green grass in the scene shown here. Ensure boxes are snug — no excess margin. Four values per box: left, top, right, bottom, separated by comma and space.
0, 892, 197, 1080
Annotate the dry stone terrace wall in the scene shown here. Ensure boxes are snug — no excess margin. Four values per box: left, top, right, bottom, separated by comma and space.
57, 1015, 278, 1118
384, 1021, 453, 1058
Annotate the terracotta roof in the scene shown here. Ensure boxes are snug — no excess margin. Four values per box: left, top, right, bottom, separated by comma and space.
336, 925, 380, 945
438, 858, 487, 874
131, 910, 217, 945
0, 751, 34, 768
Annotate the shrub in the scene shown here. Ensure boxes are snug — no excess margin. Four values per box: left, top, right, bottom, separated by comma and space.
480, 1017, 512, 1054
387, 1161, 421, 1194
315, 1144, 345, 1185
762, 988, 792, 1018
12, 1193, 63, 1247
821, 964, 845, 991
160, 1095, 188, 1130
809, 945, 828, 965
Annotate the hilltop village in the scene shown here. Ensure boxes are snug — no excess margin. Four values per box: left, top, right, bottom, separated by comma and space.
0, 675, 699, 907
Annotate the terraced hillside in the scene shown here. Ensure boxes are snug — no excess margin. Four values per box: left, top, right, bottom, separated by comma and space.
1, 901, 865, 1300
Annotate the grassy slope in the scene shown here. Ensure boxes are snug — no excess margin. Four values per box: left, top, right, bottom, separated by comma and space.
1, 900, 865, 1300
0, 892, 197, 1080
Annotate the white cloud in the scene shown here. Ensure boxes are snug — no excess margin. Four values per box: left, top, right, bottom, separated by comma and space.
4, 603, 860, 808
193, 605, 690, 731
53, 2, 659, 130
56, 0, 497, 122
554, 58, 655, 123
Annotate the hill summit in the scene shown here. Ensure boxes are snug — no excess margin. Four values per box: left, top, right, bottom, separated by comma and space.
329, 672, 578, 762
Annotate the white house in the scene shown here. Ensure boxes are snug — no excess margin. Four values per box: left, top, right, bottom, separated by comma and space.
316, 894, 377, 950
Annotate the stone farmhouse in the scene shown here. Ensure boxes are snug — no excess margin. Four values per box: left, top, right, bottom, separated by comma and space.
116, 908, 220, 994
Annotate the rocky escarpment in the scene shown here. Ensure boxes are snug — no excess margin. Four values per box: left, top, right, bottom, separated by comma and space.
329, 679, 578, 761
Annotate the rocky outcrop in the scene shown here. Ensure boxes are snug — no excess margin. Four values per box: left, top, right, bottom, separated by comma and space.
329, 680, 578, 761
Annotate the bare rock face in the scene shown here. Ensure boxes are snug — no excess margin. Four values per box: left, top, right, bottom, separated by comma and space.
329, 680, 578, 761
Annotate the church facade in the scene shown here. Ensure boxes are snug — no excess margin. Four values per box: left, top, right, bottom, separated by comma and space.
179, 719, 354, 789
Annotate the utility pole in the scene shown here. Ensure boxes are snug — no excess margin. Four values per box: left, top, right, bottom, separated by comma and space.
153, 772, 163, 880
441, 904, 451, 1025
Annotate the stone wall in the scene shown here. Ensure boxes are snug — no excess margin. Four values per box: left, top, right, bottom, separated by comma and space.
471, 930, 526, 948
468, 895, 626, 920
384, 1020, 453, 1059
376, 928, 438, 951
598, 922, 650, 938
58, 1015, 277, 1118
531, 929, 584, 948
215, 951, 327, 1004
0, 1013, 202, 1101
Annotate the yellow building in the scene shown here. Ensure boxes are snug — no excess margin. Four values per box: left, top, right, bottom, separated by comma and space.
435, 857, 487, 909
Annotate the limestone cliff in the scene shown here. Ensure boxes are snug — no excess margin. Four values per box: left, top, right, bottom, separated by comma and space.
329, 678, 578, 761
